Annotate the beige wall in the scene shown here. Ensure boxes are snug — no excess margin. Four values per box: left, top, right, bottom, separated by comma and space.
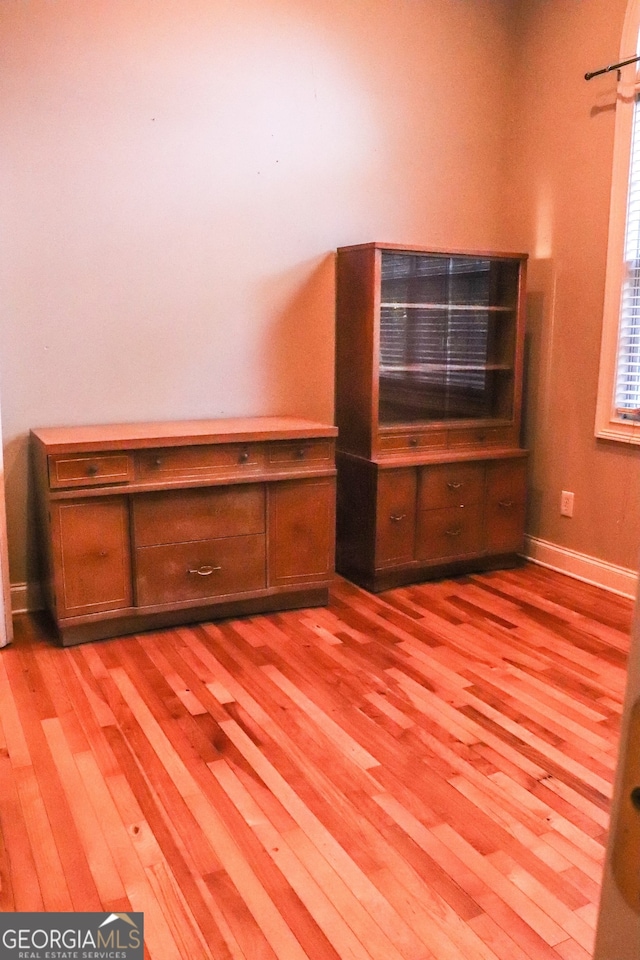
0, 0, 518, 589
509, 0, 640, 576
1, 0, 639, 596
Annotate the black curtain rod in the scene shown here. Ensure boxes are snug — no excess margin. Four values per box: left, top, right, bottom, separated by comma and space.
585, 53, 640, 80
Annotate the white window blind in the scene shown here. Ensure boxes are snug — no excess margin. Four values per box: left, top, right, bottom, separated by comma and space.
616, 91, 640, 416
379, 253, 496, 422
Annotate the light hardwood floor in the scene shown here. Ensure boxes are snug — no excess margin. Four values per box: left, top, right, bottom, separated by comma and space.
0, 563, 632, 960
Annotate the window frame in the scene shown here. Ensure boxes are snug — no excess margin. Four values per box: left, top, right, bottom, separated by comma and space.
595, 0, 640, 444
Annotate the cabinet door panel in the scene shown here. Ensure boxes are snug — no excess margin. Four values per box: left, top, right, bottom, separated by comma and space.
268, 478, 335, 585
485, 499, 526, 553
52, 498, 132, 617
485, 459, 527, 553
375, 469, 416, 566
486, 458, 527, 502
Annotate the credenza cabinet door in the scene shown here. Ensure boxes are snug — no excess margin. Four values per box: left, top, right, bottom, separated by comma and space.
485, 459, 527, 554
268, 478, 335, 586
375, 469, 417, 567
50, 497, 132, 618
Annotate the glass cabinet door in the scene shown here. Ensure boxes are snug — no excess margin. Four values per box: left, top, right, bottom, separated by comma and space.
378, 251, 520, 425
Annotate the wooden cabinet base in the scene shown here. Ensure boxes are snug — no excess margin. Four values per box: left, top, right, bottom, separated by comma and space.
341, 553, 523, 595
32, 417, 337, 645
336, 450, 527, 592
53, 585, 330, 647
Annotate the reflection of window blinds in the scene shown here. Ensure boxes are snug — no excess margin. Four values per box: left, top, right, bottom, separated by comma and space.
616, 94, 640, 413
380, 254, 490, 396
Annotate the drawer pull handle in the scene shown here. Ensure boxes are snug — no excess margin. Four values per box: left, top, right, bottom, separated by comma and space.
87, 464, 99, 477
187, 564, 222, 577
498, 499, 514, 508
447, 481, 463, 490
238, 450, 250, 463
153, 457, 163, 467
390, 513, 406, 522
296, 447, 306, 459
446, 527, 462, 537
408, 438, 419, 447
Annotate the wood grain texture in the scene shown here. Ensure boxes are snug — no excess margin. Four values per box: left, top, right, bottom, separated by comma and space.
0, 563, 630, 960
31, 417, 338, 452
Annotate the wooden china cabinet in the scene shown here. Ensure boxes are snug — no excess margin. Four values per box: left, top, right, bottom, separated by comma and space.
32, 416, 336, 645
335, 242, 528, 592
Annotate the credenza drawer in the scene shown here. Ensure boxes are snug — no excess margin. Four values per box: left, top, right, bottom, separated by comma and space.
267, 439, 333, 466
135, 443, 266, 481
416, 503, 483, 561
133, 485, 265, 546
135, 534, 266, 606
418, 462, 484, 511
378, 430, 448, 454
448, 426, 512, 449
49, 452, 134, 488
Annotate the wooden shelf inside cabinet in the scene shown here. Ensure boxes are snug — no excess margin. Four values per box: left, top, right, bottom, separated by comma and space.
335, 243, 528, 591
31, 416, 337, 645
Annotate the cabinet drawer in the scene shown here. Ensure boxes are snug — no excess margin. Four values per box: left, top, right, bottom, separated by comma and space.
49, 453, 133, 489
416, 503, 483, 561
135, 534, 266, 606
378, 431, 447, 455
267, 439, 333, 466
418, 462, 484, 511
447, 426, 512, 449
133, 484, 265, 546
375, 469, 417, 566
135, 443, 266, 482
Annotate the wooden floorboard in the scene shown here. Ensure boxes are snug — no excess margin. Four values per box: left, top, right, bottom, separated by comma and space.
0, 563, 632, 960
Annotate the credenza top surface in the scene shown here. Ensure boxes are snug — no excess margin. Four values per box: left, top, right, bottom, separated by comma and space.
31, 416, 338, 453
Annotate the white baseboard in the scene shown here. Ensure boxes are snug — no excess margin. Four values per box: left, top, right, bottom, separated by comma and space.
11, 580, 44, 615
10, 543, 638, 616
523, 536, 638, 601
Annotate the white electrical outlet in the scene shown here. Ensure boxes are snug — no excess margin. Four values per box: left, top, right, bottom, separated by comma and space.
560, 490, 574, 517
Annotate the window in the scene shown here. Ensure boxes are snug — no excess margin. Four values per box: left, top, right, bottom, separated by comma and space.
595, 0, 640, 442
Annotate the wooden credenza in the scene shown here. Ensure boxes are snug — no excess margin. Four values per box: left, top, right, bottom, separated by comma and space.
31, 417, 337, 645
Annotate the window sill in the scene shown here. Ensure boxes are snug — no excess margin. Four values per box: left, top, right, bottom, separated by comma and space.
595, 420, 640, 444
